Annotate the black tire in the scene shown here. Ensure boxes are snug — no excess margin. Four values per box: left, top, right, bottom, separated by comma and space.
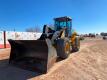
72, 37, 80, 52
103, 36, 107, 40
56, 39, 70, 59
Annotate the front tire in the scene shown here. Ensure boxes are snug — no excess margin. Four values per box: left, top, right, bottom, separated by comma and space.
56, 39, 70, 59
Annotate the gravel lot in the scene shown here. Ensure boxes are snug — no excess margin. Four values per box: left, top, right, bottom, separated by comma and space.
0, 39, 107, 80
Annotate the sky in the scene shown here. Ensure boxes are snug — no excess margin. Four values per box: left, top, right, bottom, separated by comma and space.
0, 0, 107, 34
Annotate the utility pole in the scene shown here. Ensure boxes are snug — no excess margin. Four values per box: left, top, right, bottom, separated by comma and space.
3, 31, 6, 48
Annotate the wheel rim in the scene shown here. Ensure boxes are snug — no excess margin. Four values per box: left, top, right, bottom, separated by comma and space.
64, 42, 70, 54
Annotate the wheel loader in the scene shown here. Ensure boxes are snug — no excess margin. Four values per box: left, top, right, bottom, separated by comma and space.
8, 16, 80, 73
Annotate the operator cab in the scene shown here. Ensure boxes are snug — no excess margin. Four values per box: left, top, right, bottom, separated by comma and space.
54, 16, 72, 37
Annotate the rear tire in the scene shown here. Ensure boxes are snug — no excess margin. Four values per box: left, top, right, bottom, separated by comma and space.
56, 39, 70, 59
72, 37, 80, 52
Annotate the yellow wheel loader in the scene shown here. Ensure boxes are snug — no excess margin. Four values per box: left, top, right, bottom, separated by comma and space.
8, 16, 80, 73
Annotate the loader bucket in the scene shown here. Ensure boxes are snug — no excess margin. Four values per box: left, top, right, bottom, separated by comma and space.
8, 39, 57, 73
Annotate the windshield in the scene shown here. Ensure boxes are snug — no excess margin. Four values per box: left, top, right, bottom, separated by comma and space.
55, 21, 72, 37
55, 21, 66, 30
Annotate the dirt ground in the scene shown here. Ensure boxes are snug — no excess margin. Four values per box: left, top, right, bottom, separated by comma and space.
0, 38, 107, 80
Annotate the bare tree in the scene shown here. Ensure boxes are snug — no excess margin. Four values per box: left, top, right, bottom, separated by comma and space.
26, 26, 41, 32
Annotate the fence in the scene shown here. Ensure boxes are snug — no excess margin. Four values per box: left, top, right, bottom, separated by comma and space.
0, 31, 42, 48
